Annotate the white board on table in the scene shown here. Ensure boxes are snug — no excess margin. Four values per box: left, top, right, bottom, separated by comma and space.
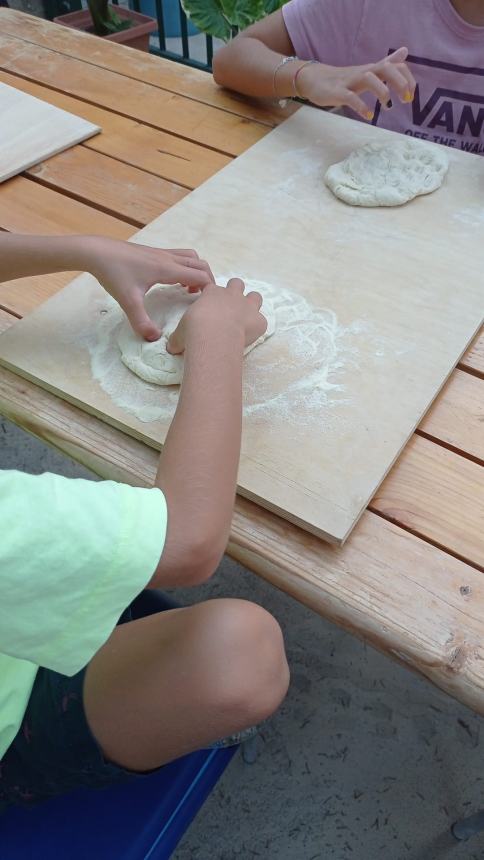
0, 107, 482, 544
0, 82, 100, 182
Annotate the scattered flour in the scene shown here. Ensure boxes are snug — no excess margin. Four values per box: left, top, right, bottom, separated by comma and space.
87, 277, 370, 426
451, 206, 484, 228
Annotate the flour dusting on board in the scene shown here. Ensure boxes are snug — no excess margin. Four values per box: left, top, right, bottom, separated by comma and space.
451, 205, 484, 228
87, 277, 369, 427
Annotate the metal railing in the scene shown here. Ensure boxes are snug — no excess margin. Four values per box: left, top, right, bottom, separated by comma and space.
130, 0, 214, 70
44, 0, 214, 71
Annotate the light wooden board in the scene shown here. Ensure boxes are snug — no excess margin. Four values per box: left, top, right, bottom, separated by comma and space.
0, 108, 483, 545
0, 81, 99, 182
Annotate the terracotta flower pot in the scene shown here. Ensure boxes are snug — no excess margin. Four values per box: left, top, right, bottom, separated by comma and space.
53, 6, 158, 52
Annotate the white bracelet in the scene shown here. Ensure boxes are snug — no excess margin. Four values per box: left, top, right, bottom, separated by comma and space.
272, 55, 297, 104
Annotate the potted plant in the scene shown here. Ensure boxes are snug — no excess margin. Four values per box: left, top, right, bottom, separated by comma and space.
180, 0, 285, 41
54, 0, 158, 51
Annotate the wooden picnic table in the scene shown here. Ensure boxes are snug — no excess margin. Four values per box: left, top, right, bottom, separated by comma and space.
0, 8, 483, 715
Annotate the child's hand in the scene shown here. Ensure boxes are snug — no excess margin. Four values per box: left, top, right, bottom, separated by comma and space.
85, 237, 214, 341
167, 278, 267, 355
297, 47, 415, 120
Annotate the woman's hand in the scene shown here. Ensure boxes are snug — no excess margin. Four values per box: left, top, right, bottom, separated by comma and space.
297, 47, 416, 120
85, 237, 214, 341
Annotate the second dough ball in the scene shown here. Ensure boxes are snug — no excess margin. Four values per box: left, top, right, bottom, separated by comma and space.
324, 139, 449, 207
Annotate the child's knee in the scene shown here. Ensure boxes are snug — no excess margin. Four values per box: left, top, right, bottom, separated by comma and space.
199, 598, 290, 722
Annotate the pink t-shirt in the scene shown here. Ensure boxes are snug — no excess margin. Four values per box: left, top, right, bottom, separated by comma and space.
283, 0, 484, 155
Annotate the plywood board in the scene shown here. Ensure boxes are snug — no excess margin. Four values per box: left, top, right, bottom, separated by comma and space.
0, 82, 99, 181
0, 107, 482, 544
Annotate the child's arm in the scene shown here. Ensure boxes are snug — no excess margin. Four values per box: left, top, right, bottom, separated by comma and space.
213, 11, 415, 119
0, 233, 214, 340
0, 232, 263, 590
148, 279, 265, 588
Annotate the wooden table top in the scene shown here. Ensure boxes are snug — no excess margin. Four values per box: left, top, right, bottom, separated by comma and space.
0, 9, 483, 715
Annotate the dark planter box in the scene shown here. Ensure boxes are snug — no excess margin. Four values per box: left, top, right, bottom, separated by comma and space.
53, 6, 158, 51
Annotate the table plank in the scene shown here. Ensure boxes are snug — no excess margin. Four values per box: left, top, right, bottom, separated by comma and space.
1, 362, 484, 715
0, 176, 133, 237
0, 70, 232, 189
0, 35, 269, 156
26, 146, 188, 228
460, 329, 484, 378
371, 435, 484, 570
0, 8, 295, 126
418, 368, 484, 464
0, 273, 76, 318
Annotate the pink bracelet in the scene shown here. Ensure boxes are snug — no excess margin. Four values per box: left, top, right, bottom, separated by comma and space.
293, 60, 318, 99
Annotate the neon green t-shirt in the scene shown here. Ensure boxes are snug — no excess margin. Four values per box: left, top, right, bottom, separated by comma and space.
0, 470, 167, 760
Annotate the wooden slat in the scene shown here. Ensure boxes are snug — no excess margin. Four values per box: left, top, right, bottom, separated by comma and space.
0, 8, 295, 127
418, 368, 484, 464
26, 147, 188, 228
371, 435, 484, 570
0, 70, 231, 189
460, 329, 484, 378
0, 272, 75, 318
1, 362, 484, 715
0, 309, 16, 333
0, 175, 132, 237
0, 35, 269, 156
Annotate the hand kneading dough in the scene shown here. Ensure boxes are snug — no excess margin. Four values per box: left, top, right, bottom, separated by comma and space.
324, 139, 449, 207
117, 284, 276, 386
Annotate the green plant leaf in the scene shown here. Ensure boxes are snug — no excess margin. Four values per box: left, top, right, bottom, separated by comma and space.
103, 11, 133, 32
181, 0, 283, 40
87, 0, 133, 35
180, 0, 232, 41
220, 0, 265, 30
264, 0, 286, 13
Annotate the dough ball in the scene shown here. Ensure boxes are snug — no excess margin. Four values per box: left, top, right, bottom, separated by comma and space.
324, 139, 449, 207
117, 283, 276, 386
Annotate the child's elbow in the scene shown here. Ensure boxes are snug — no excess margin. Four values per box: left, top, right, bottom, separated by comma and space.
182, 532, 226, 585
150, 531, 226, 588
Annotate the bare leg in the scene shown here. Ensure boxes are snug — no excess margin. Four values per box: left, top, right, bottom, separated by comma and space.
83, 598, 289, 772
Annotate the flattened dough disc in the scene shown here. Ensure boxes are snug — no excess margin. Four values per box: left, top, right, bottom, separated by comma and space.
324, 139, 449, 207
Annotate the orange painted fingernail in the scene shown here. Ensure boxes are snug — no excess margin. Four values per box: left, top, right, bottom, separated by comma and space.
403, 90, 413, 102
366, 110, 374, 120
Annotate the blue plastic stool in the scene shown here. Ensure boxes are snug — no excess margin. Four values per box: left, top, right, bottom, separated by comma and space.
0, 745, 237, 859
0, 591, 238, 859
